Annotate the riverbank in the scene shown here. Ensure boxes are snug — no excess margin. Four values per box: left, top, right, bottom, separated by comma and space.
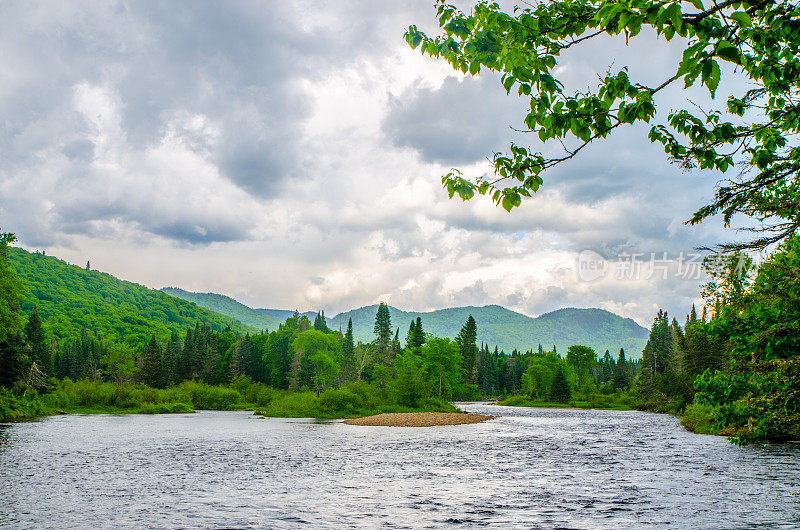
497, 393, 635, 411
496, 393, 723, 437
343, 412, 493, 427
1, 379, 459, 422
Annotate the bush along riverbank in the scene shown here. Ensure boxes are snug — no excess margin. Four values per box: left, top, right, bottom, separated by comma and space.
0, 378, 458, 422
498, 391, 637, 411
253, 381, 458, 419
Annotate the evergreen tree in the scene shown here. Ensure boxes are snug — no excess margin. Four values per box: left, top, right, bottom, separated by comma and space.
549, 365, 571, 403
373, 302, 392, 364
202, 334, 219, 384
613, 348, 629, 390
413, 317, 425, 348
313, 311, 329, 332
240, 334, 257, 381
229, 335, 243, 379
340, 318, 356, 382
163, 331, 180, 385
391, 328, 401, 356
405, 320, 416, 349
455, 315, 478, 384
139, 335, 164, 388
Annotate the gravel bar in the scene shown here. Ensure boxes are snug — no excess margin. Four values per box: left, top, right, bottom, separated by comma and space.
342, 412, 493, 427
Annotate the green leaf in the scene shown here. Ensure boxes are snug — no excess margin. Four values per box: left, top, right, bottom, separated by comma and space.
730, 11, 751, 28
501, 192, 520, 211
716, 42, 740, 64
701, 59, 720, 96
538, 128, 548, 142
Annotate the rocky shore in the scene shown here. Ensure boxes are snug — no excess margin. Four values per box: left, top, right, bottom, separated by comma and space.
342, 412, 493, 427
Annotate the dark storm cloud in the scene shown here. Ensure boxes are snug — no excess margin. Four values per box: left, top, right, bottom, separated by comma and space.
0, 0, 385, 245
382, 74, 529, 165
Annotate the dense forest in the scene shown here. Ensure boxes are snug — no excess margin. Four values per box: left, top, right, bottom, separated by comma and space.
2, 229, 798, 444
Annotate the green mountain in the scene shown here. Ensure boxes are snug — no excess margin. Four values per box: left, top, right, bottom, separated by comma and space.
158, 289, 320, 330
327, 305, 648, 358
160, 288, 648, 358
161, 287, 281, 331
8, 247, 255, 344
255, 308, 319, 322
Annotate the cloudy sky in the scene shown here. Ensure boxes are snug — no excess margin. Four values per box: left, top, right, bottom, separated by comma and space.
0, 1, 744, 326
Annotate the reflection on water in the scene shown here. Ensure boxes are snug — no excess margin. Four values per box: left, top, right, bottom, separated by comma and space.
1, 404, 799, 528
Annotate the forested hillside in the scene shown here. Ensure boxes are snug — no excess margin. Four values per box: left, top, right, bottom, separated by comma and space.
161, 287, 280, 331
8, 248, 254, 344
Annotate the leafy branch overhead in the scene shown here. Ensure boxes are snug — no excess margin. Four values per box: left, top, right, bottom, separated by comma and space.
406, 0, 800, 249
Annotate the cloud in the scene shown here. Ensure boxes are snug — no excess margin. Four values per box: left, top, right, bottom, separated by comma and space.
0, 1, 740, 331
382, 74, 529, 164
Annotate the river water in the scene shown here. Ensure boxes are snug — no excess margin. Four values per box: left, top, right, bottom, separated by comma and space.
1, 403, 799, 528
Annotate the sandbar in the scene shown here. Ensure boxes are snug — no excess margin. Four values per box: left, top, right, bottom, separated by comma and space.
342, 412, 493, 427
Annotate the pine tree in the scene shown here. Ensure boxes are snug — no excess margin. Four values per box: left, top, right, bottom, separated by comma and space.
613, 348, 630, 390
230, 335, 243, 379
162, 331, 180, 385
373, 302, 392, 364
202, 334, 219, 384
392, 328, 401, 356
405, 320, 416, 349
340, 318, 356, 381
313, 311, 328, 332
549, 365, 571, 402
139, 335, 164, 388
413, 317, 425, 348
24, 307, 51, 375
241, 334, 257, 380
456, 315, 478, 384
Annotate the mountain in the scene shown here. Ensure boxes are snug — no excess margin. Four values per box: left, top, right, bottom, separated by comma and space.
161, 287, 281, 331
160, 288, 648, 358
8, 248, 255, 344
255, 308, 319, 323
328, 305, 648, 358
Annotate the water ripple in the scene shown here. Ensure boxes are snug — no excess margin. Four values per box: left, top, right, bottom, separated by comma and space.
1, 405, 799, 528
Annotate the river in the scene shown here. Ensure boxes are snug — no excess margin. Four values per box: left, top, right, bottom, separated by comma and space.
1, 404, 799, 528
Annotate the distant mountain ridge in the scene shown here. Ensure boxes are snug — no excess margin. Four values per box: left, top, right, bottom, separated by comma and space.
326, 304, 647, 358
161, 287, 282, 331
162, 289, 648, 358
